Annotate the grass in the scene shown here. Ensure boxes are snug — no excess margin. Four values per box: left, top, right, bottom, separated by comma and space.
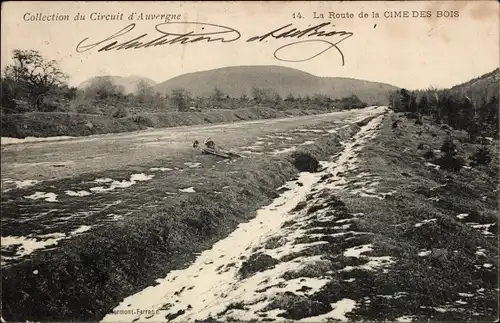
270, 113, 499, 321
210, 112, 498, 322
1, 119, 367, 322
0, 106, 323, 138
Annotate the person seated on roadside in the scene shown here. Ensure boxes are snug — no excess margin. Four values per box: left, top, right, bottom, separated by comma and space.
204, 137, 216, 149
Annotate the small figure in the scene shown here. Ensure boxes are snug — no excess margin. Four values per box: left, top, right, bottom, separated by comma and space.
204, 137, 216, 149
192, 140, 199, 148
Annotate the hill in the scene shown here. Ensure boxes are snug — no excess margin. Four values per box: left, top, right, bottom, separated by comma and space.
78, 75, 157, 94
153, 65, 399, 104
450, 68, 500, 99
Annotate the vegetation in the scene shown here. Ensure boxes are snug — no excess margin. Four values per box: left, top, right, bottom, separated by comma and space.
1, 49, 371, 137
388, 69, 499, 140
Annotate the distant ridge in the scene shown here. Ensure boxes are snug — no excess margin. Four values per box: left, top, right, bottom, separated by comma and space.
153, 65, 398, 104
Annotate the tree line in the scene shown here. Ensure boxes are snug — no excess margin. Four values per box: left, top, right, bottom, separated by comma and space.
388, 86, 499, 140
1, 49, 368, 116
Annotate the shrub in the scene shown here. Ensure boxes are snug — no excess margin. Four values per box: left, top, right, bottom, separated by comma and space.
470, 146, 493, 166
437, 154, 465, 171
441, 138, 457, 155
417, 143, 425, 150
423, 150, 435, 159
73, 102, 99, 114
131, 114, 155, 127
112, 106, 129, 118
291, 151, 320, 172
436, 138, 464, 171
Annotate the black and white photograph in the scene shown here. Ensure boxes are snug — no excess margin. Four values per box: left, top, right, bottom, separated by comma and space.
1, 1, 498, 322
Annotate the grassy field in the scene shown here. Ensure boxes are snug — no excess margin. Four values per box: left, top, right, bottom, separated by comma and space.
0, 106, 325, 138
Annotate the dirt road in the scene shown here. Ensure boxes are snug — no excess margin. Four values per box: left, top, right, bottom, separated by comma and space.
1, 108, 380, 182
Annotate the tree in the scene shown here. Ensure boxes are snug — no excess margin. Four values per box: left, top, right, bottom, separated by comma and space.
3, 49, 69, 110
251, 87, 266, 104
271, 91, 282, 105
239, 93, 249, 102
418, 95, 429, 115
136, 80, 154, 104
84, 77, 125, 101
170, 88, 191, 111
211, 87, 224, 102
285, 93, 295, 102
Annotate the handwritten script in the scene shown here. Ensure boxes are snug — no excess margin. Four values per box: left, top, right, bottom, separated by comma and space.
76, 22, 354, 64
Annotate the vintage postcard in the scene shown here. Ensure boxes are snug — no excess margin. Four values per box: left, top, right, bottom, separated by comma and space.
1, 1, 498, 322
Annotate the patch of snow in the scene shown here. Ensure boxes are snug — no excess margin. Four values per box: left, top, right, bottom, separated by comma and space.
184, 162, 201, 168
271, 146, 297, 155
300, 299, 357, 322
483, 263, 493, 268
94, 178, 114, 183
65, 190, 92, 197
300, 141, 315, 146
418, 250, 432, 257
149, 167, 173, 172
344, 244, 373, 258
396, 315, 416, 322
458, 293, 473, 297
130, 173, 154, 181
1, 224, 92, 264
424, 162, 441, 170
456, 213, 469, 219
414, 218, 437, 227
90, 174, 154, 193
72, 225, 92, 235
2, 179, 40, 190
24, 192, 58, 202
179, 187, 196, 193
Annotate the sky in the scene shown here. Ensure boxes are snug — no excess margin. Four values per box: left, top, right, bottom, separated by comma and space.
1, 1, 498, 90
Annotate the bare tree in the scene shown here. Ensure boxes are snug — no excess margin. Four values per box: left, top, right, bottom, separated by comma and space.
3, 49, 68, 109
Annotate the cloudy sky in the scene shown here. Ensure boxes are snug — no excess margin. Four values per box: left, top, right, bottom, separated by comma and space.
1, 1, 498, 89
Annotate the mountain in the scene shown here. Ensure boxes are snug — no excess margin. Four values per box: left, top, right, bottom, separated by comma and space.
153, 65, 399, 104
78, 75, 157, 94
450, 68, 499, 99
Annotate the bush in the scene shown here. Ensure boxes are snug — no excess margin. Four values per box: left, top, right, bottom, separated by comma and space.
73, 102, 99, 114
291, 151, 320, 172
417, 143, 425, 150
112, 106, 129, 118
437, 154, 465, 171
441, 138, 457, 155
131, 114, 155, 127
470, 146, 493, 166
423, 150, 435, 159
